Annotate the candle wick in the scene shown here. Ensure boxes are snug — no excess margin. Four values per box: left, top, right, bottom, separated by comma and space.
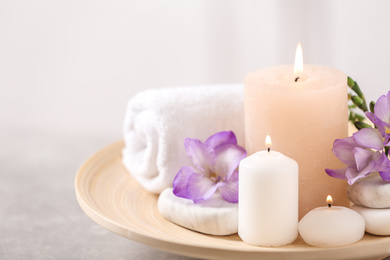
295, 77, 300, 82
267, 147, 270, 153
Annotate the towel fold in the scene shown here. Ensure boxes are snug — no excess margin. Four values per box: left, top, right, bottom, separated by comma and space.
122, 84, 244, 194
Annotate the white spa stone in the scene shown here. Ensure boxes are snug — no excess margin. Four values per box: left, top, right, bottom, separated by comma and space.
347, 173, 390, 208
352, 205, 390, 236
157, 188, 238, 235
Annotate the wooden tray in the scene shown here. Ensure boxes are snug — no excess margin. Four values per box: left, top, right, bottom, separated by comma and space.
75, 140, 390, 260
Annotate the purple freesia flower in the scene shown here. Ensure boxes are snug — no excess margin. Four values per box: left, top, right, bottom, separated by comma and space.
365, 91, 390, 146
173, 131, 246, 203
325, 132, 390, 184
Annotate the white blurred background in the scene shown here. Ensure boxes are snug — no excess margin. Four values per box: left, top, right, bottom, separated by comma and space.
1, 0, 390, 139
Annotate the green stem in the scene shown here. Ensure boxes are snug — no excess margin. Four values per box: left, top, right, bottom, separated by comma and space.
348, 76, 370, 125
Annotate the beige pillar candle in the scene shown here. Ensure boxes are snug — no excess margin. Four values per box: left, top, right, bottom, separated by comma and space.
244, 44, 349, 219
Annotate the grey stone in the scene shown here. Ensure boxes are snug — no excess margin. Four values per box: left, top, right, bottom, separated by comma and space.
347, 173, 390, 208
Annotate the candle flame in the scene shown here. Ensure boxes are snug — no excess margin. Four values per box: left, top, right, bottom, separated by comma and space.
326, 195, 333, 208
265, 135, 272, 151
294, 43, 303, 80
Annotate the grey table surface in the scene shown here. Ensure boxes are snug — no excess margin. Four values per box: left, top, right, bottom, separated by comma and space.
2, 126, 390, 260
1, 126, 197, 260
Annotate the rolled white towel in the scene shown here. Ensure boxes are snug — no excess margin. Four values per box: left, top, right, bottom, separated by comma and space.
122, 84, 244, 194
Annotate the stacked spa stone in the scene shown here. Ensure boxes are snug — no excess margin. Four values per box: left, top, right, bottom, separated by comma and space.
348, 173, 390, 236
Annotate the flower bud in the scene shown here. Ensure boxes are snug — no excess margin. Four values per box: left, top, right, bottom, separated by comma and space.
351, 96, 368, 112
351, 96, 363, 106
370, 101, 376, 113
355, 114, 365, 121
354, 121, 372, 130
349, 111, 354, 121
347, 77, 355, 88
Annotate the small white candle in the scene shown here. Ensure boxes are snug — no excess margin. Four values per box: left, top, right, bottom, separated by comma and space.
238, 136, 298, 246
352, 205, 390, 236
298, 196, 365, 247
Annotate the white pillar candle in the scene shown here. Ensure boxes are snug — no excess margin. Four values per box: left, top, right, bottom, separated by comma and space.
298, 196, 365, 247
244, 44, 349, 219
238, 136, 298, 247
352, 205, 390, 236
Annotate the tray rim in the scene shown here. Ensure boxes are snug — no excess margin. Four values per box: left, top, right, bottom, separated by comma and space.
75, 140, 390, 260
